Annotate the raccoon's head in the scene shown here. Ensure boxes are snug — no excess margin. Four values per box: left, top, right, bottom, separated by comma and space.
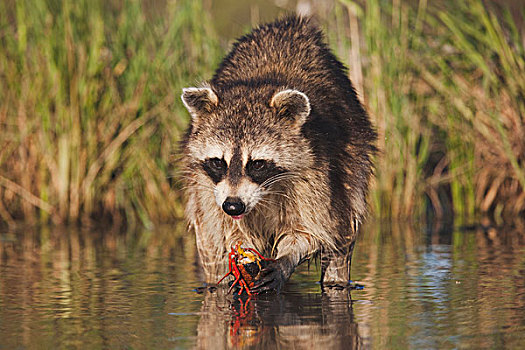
181, 85, 313, 220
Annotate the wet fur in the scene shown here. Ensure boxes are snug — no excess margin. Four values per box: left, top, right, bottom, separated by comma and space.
180, 16, 376, 286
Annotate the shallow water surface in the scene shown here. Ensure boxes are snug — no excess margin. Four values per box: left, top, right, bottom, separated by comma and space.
1, 222, 524, 349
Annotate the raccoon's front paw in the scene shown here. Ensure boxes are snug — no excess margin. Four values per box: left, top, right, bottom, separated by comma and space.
250, 260, 287, 294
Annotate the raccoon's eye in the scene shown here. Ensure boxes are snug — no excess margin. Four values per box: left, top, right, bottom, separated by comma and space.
202, 157, 227, 183
209, 157, 227, 171
249, 159, 267, 171
246, 159, 283, 185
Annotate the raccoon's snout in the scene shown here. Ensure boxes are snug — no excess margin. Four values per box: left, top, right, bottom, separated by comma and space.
222, 197, 246, 216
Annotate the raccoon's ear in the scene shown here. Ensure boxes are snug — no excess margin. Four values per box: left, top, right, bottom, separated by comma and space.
270, 89, 310, 127
181, 87, 219, 120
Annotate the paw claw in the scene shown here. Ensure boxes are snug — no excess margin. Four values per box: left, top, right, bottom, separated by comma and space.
249, 260, 286, 294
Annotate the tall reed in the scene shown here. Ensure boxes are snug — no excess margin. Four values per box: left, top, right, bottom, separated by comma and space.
0, 0, 221, 227
333, 0, 524, 222
422, 1, 525, 223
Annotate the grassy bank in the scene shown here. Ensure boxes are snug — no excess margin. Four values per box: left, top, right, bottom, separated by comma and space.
0, 0, 220, 227
0, 0, 523, 227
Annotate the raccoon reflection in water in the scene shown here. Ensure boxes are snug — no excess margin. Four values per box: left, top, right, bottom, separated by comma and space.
180, 16, 376, 293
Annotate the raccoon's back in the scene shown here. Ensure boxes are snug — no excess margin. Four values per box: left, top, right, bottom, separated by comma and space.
212, 17, 330, 86
210, 16, 373, 143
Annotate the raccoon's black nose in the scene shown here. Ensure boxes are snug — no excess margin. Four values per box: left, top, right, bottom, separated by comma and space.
222, 197, 246, 216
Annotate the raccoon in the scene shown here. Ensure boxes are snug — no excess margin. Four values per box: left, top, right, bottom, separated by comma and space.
180, 16, 376, 292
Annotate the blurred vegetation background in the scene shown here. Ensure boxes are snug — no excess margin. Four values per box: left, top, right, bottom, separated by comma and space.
0, 0, 523, 228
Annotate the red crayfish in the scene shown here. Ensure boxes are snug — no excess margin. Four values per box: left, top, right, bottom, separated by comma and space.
217, 242, 275, 296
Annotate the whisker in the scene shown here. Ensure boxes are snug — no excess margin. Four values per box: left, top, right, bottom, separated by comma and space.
258, 197, 280, 207
254, 200, 273, 212
260, 172, 300, 188
261, 189, 292, 200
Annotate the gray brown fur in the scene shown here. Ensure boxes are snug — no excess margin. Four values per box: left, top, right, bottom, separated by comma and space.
180, 16, 376, 290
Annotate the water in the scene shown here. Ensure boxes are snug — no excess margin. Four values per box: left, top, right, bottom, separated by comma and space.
1, 222, 524, 349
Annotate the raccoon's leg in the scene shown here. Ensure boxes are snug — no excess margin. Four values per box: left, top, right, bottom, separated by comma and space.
320, 240, 355, 288
196, 241, 229, 283
193, 222, 229, 283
